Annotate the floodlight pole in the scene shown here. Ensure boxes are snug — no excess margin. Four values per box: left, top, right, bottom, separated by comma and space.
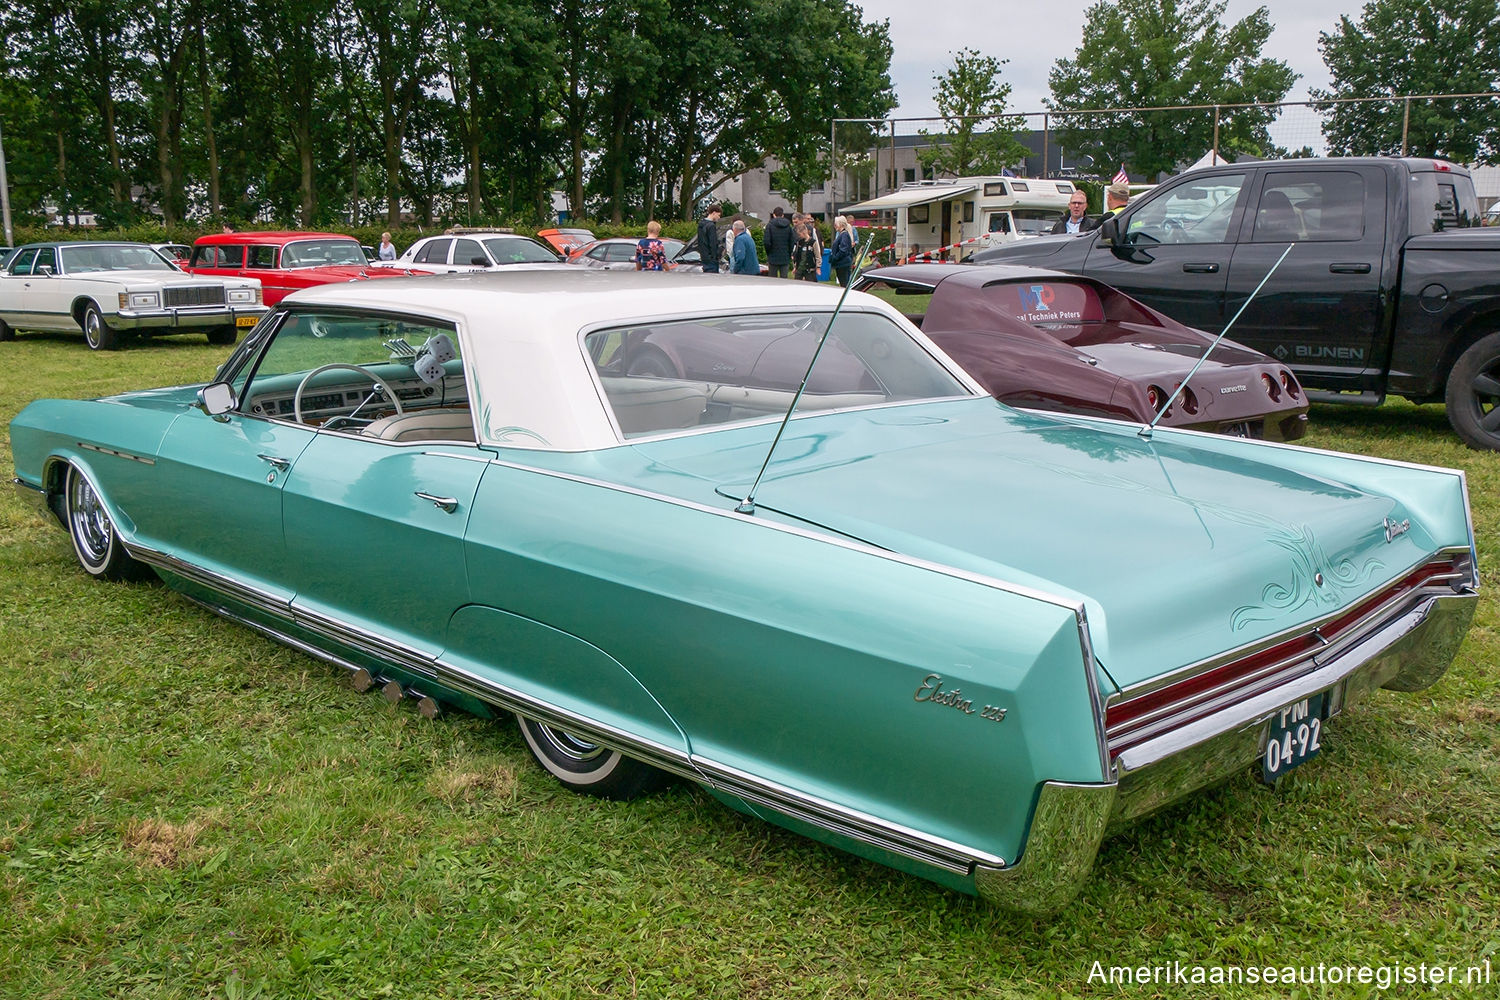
0, 119, 13, 247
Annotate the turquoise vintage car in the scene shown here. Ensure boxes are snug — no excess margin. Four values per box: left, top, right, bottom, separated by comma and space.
10, 271, 1478, 913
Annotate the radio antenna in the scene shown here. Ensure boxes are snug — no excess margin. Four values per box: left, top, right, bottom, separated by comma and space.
736, 241, 871, 514
1140, 243, 1293, 440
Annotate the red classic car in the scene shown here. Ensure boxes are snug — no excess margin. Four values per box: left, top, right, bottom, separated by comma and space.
856, 263, 1309, 440
185, 232, 427, 305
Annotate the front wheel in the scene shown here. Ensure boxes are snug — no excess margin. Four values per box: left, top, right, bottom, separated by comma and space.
206, 326, 237, 346
65, 465, 149, 581
0, 317, 14, 341
1444, 331, 1500, 450
81, 302, 120, 351
515, 713, 668, 800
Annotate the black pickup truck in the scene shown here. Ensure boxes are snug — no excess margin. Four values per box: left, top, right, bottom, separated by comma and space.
968, 158, 1500, 448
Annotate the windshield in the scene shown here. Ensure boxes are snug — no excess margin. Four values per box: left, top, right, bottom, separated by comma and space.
483, 237, 561, 264
61, 244, 177, 273
1013, 210, 1060, 236
585, 310, 970, 438
280, 239, 369, 268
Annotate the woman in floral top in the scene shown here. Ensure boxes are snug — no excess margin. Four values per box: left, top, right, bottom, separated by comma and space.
634, 220, 669, 271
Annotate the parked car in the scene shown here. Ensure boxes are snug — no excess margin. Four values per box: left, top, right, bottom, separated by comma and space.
536, 227, 597, 256
150, 243, 192, 268
0, 241, 267, 349
10, 271, 1477, 913
184, 231, 427, 305
967, 157, 1500, 449
372, 232, 562, 273
565, 236, 686, 270
855, 263, 1309, 440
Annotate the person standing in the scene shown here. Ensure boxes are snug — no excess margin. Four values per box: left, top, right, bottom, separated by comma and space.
1050, 192, 1095, 234
731, 220, 760, 275
763, 206, 793, 278
1102, 183, 1130, 222
791, 215, 819, 282
378, 232, 397, 260
697, 204, 722, 273
634, 221, 669, 270
829, 215, 854, 287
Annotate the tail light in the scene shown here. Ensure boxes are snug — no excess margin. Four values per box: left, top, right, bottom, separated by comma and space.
1280, 371, 1300, 399
1261, 373, 1281, 400
1175, 382, 1199, 415
1147, 384, 1166, 414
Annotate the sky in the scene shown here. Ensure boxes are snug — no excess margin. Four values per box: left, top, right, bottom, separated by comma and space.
852, 0, 1352, 121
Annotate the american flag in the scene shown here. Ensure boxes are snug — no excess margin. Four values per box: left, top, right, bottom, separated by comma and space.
1112, 165, 1129, 184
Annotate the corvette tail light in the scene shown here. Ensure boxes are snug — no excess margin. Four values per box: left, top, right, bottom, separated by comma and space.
1280, 371, 1300, 399
1173, 382, 1199, 415
1261, 373, 1281, 400
1147, 384, 1166, 414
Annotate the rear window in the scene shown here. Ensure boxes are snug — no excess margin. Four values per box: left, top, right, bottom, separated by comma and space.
1409, 171, 1480, 232
584, 311, 969, 438
990, 280, 1105, 326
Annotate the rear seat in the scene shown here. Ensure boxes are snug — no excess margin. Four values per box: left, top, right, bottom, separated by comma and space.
600, 376, 710, 435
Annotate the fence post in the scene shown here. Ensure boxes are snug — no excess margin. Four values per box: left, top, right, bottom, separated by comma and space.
829, 120, 837, 220
1401, 97, 1411, 155
1213, 105, 1220, 165
1043, 112, 1049, 178
888, 121, 896, 196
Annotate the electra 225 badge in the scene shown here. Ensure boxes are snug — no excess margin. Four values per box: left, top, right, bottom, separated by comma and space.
913, 673, 1007, 723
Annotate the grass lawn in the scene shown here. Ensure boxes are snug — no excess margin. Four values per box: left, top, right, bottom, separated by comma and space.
2, 331, 1498, 999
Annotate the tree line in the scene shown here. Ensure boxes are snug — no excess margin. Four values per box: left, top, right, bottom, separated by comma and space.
0, 0, 896, 229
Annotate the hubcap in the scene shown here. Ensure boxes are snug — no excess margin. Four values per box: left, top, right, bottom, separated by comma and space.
534, 722, 606, 764
85, 311, 101, 348
69, 474, 112, 563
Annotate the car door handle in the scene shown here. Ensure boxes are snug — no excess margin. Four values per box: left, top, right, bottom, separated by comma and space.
257, 454, 291, 470
1182, 262, 1219, 273
1330, 262, 1372, 274
414, 491, 458, 513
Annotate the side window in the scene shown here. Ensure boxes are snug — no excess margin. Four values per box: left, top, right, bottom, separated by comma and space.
190, 247, 217, 267
988, 213, 1012, 234
414, 239, 452, 264
606, 244, 637, 262
247, 245, 278, 268
9, 248, 38, 275
1124, 174, 1247, 245
453, 239, 483, 266
34, 248, 59, 274
1253, 172, 1365, 242
219, 245, 245, 267
587, 245, 609, 261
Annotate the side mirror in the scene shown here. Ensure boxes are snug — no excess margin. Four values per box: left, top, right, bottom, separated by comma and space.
1098, 216, 1121, 244
470, 256, 488, 266
36, 265, 54, 277
197, 381, 237, 418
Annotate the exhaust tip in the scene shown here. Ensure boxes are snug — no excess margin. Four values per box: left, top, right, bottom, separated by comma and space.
350, 667, 376, 693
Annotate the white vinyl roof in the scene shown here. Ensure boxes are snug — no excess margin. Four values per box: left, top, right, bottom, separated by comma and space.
842, 185, 979, 213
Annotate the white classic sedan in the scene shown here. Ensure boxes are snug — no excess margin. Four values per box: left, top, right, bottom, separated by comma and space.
371, 232, 565, 274
0, 242, 268, 349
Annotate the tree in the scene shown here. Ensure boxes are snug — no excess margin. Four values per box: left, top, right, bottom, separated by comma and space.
1047, 0, 1296, 178
1314, 0, 1500, 163
916, 49, 1027, 178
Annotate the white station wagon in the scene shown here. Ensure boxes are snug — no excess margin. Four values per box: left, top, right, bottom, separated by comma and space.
0, 241, 268, 350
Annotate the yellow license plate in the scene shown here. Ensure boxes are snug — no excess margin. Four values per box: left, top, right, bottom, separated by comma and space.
236, 316, 259, 327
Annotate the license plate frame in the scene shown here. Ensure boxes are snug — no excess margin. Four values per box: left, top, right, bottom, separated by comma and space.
1261, 690, 1329, 783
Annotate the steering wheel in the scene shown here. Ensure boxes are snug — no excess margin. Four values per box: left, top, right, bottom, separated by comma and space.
293, 363, 405, 425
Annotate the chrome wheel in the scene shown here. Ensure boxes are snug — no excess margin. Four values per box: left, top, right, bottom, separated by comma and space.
81, 303, 119, 350
516, 713, 669, 800
65, 465, 145, 580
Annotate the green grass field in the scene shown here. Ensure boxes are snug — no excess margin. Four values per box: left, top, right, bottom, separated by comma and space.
2, 331, 1497, 999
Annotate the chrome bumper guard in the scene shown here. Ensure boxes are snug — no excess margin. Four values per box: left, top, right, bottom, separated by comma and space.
114, 304, 268, 330
973, 589, 1475, 914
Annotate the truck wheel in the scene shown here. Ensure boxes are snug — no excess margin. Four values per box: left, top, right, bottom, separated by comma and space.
1445, 332, 1500, 450
81, 302, 120, 351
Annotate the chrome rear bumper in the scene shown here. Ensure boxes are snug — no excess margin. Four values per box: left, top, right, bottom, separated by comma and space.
974, 588, 1476, 914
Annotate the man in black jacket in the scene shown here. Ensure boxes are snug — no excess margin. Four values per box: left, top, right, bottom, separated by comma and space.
763, 206, 794, 278
1050, 191, 1096, 235
697, 204, 723, 273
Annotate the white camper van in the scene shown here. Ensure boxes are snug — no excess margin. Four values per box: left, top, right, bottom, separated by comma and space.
842, 176, 1076, 261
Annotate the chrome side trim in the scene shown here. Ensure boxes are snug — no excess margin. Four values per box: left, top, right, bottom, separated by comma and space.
128, 544, 292, 617
12, 477, 50, 515
480, 455, 1086, 615
691, 757, 1003, 874
973, 781, 1115, 915
1075, 607, 1111, 782
290, 604, 437, 679
79, 442, 156, 466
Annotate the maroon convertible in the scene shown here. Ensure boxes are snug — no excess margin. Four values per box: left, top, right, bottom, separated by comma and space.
855, 263, 1309, 441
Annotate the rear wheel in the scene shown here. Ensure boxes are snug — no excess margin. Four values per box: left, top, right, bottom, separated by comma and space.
206, 326, 237, 346
1444, 331, 1500, 450
65, 465, 148, 581
81, 302, 120, 351
516, 713, 669, 800
625, 347, 678, 379
0, 317, 13, 341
